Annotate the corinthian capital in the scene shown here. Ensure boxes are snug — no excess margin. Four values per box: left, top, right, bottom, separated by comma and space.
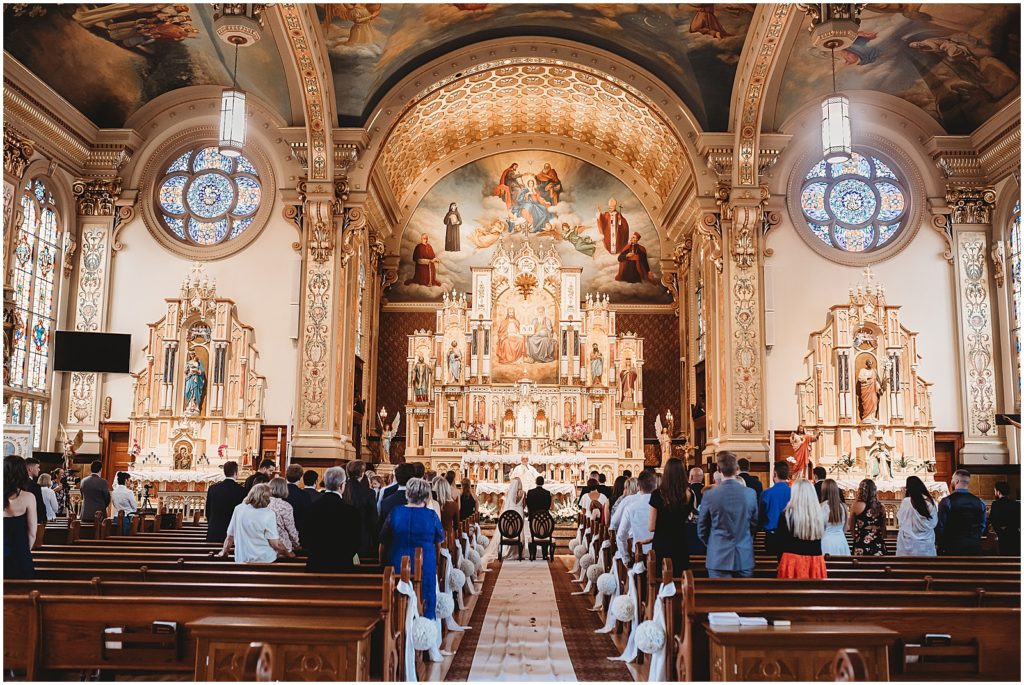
3, 127, 35, 178
73, 178, 123, 216
946, 186, 996, 225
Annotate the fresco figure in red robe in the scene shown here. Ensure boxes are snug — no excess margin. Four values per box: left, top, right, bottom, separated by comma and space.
495, 163, 524, 209
405, 233, 441, 287
615, 232, 654, 283
597, 197, 630, 254
535, 163, 562, 205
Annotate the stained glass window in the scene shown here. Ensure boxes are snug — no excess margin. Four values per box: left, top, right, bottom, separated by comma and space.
1010, 200, 1021, 406
156, 146, 261, 248
800, 151, 909, 254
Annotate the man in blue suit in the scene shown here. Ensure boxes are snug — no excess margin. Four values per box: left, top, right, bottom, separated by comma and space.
698, 451, 759, 578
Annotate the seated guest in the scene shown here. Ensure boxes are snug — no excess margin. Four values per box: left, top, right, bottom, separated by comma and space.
345, 461, 380, 555
111, 472, 139, 534
896, 475, 938, 556
459, 479, 477, 520
432, 476, 460, 552
526, 476, 552, 517
819, 479, 850, 556
850, 478, 887, 556
206, 461, 245, 543
776, 479, 826, 578
79, 460, 111, 522
244, 458, 276, 493
578, 478, 609, 523
218, 483, 293, 563
617, 470, 656, 558
303, 469, 323, 504
268, 477, 301, 553
698, 452, 758, 578
812, 466, 828, 501
937, 469, 986, 556
380, 463, 415, 526
988, 481, 1020, 556
736, 458, 763, 500
759, 461, 792, 557
610, 477, 639, 526
4, 455, 38, 579
284, 463, 310, 540
306, 467, 360, 572
597, 473, 613, 499
609, 474, 627, 510
37, 473, 59, 522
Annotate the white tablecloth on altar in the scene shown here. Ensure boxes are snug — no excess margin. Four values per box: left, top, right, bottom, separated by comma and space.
462, 453, 587, 465
475, 481, 577, 497
129, 468, 223, 485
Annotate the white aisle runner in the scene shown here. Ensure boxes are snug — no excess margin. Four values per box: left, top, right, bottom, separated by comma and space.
467, 560, 578, 681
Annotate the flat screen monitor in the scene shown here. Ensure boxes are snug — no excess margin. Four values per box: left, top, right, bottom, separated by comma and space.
53, 331, 131, 374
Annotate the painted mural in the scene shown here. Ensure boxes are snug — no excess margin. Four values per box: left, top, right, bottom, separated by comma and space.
317, 3, 754, 130
775, 4, 1020, 135
390, 151, 670, 305
3, 4, 291, 128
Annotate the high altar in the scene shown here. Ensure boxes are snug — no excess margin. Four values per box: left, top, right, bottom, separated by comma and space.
128, 265, 266, 490
797, 269, 947, 498
402, 243, 645, 486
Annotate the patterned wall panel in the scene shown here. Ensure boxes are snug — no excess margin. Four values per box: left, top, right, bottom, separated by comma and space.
374, 310, 437, 440
613, 312, 681, 440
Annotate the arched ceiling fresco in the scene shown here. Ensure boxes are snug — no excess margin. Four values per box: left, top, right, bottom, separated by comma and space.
771, 3, 1020, 135
317, 3, 755, 131
3, 3, 293, 128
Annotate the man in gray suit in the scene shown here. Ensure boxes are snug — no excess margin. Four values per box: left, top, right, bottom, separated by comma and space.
698, 451, 758, 578
79, 460, 111, 522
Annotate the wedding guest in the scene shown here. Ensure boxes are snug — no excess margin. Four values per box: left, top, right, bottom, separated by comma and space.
284, 463, 310, 542
819, 479, 850, 556
380, 463, 414, 523
267, 477, 301, 553
937, 469, 986, 556
305, 467, 360, 572
609, 474, 627, 510
432, 476, 460, 552
111, 472, 139, 534
4, 456, 37, 579
698, 452, 758, 578
688, 467, 705, 506
617, 470, 657, 558
206, 461, 245, 543
812, 466, 828, 501
896, 475, 938, 556
381, 478, 444, 622
23, 457, 46, 524
217, 484, 293, 563
37, 473, 59, 522
759, 461, 792, 557
776, 479, 827, 579
578, 478, 609, 523
610, 477, 639, 525
244, 459, 276, 493
597, 473, 613, 499
345, 460, 379, 555
643, 457, 696, 573
303, 469, 323, 504
737, 458, 763, 500
79, 460, 111, 522
459, 478, 478, 520
850, 479, 887, 556
988, 482, 1020, 556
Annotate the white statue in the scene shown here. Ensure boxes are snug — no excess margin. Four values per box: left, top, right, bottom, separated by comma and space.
655, 413, 672, 467
379, 410, 400, 463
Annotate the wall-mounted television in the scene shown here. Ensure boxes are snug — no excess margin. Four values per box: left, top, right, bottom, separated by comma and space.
53, 331, 131, 374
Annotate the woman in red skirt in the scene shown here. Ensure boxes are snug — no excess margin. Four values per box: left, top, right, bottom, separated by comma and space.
776, 479, 827, 579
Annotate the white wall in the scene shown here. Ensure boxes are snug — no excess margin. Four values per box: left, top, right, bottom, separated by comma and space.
764, 219, 962, 432
104, 211, 298, 424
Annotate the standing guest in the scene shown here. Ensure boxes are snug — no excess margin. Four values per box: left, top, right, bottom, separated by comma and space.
597, 473, 613, 499
23, 457, 47, 525
205, 461, 245, 543
988, 482, 1020, 556
698, 451, 758, 578
433, 476, 461, 553
737, 458, 763, 500
445, 470, 457, 487
617, 471, 657, 558
111, 472, 139, 534
51, 467, 67, 515
688, 467, 705, 507
345, 460, 380, 556
850, 479, 888, 556
812, 466, 828, 502
759, 461, 792, 557
79, 460, 111, 522
4, 456, 37, 578
459, 479, 478, 520
411, 462, 426, 480
284, 463, 311, 541
306, 467, 360, 572
623, 469, 633, 480
380, 463, 415, 527
896, 476, 938, 556
819, 479, 850, 556
425, 469, 437, 483
303, 469, 323, 504
610, 477, 639, 526
378, 470, 400, 508
267, 477, 301, 553
609, 474, 627, 510
244, 459, 276, 493
643, 457, 696, 573
578, 478, 609, 523
776, 479, 827, 578
38, 473, 59, 522
937, 469, 986, 556
381, 478, 444, 626
217, 483, 293, 563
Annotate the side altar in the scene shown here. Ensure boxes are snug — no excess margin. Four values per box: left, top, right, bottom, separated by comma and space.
797, 269, 947, 499
401, 243, 645, 483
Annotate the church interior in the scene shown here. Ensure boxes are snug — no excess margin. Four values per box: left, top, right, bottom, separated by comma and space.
2, 2, 1021, 682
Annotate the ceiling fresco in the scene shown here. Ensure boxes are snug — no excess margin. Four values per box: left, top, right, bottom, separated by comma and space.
773, 4, 1020, 135
3, 3, 292, 128
317, 3, 754, 131
388, 150, 672, 305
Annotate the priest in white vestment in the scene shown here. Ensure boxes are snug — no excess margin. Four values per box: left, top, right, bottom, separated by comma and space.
508, 455, 541, 488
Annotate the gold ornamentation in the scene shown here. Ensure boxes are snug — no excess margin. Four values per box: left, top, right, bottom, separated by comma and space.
991, 241, 1005, 288
946, 186, 997, 225
73, 178, 122, 216
513, 272, 538, 299
278, 4, 332, 181
3, 126, 35, 177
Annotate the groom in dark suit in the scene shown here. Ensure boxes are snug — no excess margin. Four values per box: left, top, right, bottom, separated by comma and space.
526, 476, 552, 516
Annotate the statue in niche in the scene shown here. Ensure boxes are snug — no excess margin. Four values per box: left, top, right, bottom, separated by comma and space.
619, 358, 638, 405
857, 357, 887, 423
446, 340, 463, 383
866, 429, 895, 480
413, 354, 431, 402
183, 350, 206, 415
589, 344, 604, 386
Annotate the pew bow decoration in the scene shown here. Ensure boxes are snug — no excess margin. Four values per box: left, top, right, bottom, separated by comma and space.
608, 560, 646, 663
639, 581, 676, 681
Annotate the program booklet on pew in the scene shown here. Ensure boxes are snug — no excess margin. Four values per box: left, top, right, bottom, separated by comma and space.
708, 612, 784, 628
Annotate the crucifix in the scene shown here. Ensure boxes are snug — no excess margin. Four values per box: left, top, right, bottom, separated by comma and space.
861, 266, 875, 286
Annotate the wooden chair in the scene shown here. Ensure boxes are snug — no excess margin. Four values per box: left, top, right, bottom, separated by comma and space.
242, 642, 275, 681
497, 510, 524, 561
833, 649, 869, 681
528, 511, 556, 561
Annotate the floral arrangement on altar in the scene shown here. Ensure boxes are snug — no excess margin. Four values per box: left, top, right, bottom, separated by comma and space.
477, 500, 499, 522
464, 422, 495, 451
552, 501, 580, 523
828, 453, 856, 475
557, 420, 592, 451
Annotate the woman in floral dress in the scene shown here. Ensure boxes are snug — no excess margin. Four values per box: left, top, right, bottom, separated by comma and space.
849, 478, 887, 556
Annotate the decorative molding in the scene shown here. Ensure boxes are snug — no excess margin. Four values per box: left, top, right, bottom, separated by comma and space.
67, 226, 110, 425
72, 178, 122, 216
278, 4, 332, 182
929, 213, 954, 263
67, 371, 96, 424
956, 231, 997, 436
946, 186, 997, 225
110, 205, 136, 253
3, 126, 35, 178
991, 241, 1005, 288
2, 79, 90, 169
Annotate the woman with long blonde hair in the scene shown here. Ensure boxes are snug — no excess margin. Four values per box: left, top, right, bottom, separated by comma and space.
776, 479, 827, 578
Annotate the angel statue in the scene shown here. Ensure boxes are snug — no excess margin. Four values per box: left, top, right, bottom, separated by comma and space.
60, 425, 84, 471
379, 408, 400, 463
655, 413, 672, 467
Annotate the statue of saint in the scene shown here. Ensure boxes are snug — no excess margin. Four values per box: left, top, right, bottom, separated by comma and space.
857, 357, 887, 423
183, 350, 206, 415
867, 430, 895, 480
619, 358, 638, 405
380, 412, 400, 463
656, 413, 672, 467
413, 355, 431, 402
589, 344, 604, 385
787, 427, 820, 480
446, 340, 462, 383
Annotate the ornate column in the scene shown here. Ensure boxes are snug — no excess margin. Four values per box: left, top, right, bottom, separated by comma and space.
3, 127, 35, 387
63, 178, 132, 452
946, 186, 1010, 464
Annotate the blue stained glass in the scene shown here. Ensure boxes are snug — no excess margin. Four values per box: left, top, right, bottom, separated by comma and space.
878, 223, 900, 245
31, 318, 48, 351
232, 177, 260, 216
830, 152, 871, 179
188, 218, 229, 245
801, 182, 830, 222
167, 151, 191, 172
193, 146, 234, 173
33, 180, 46, 202
834, 226, 874, 252
229, 217, 253, 239
165, 217, 186, 238
37, 245, 54, 278
10, 398, 20, 424
805, 160, 827, 180
159, 175, 188, 215
808, 222, 831, 245
872, 157, 897, 180
828, 179, 876, 225
186, 173, 234, 219
236, 156, 257, 175
15, 233, 32, 266
876, 182, 906, 221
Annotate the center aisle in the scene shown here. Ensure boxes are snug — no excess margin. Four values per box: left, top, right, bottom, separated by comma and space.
465, 559, 578, 681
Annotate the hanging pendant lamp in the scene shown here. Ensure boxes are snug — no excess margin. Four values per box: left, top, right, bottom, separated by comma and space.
821, 43, 851, 163
219, 41, 246, 158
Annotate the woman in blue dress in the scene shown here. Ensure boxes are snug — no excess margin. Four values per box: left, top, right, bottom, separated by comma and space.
381, 477, 445, 619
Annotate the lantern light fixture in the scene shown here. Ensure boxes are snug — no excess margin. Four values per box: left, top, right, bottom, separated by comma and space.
820, 44, 852, 163
219, 40, 246, 158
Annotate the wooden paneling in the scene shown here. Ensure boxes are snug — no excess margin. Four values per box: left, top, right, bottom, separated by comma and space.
99, 422, 130, 482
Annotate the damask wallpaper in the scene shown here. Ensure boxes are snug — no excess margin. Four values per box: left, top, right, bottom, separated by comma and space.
374, 310, 437, 441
